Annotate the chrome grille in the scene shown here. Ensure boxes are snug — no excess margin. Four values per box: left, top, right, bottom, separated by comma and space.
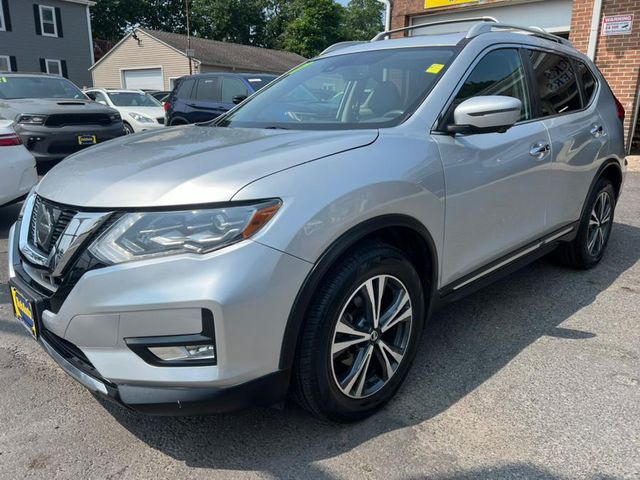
28, 196, 78, 254
20, 195, 113, 281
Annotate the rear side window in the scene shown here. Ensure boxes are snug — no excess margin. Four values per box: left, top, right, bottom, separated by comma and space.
176, 78, 195, 100
451, 48, 532, 121
575, 60, 598, 105
195, 77, 220, 102
528, 50, 582, 116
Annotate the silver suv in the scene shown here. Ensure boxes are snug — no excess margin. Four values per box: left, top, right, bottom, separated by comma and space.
8, 20, 626, 422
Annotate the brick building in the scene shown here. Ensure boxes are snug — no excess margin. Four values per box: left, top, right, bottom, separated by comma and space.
389, 0, 640, 152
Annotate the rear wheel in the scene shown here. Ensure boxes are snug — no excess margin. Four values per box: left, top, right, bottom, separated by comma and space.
292, 243, 425, 422
557, 177, 616, 269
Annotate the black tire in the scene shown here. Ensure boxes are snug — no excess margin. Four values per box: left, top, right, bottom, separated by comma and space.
292, 242, 425, 422
123, 122, 134, 134
557, 177, 616, 269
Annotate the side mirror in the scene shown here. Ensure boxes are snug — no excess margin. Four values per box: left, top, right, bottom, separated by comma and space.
232, 95, 247, 105
447, 96, 522, 135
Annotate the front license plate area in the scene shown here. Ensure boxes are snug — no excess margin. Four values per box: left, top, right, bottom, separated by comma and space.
10, 286, 38, 339
77, 135, 97, 146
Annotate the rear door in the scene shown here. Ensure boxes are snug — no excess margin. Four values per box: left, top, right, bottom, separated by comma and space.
434, 47, 552, 287
190, 76, 225, 122
526, 50, 609, 229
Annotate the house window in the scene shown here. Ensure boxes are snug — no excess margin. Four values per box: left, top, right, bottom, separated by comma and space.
0, 1, 6, 31
0, 56, 10, 72
39, 5, 58, 37
46, 59, 62, 76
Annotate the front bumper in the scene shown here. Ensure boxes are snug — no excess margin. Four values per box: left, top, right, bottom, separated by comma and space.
15, 123, 126, 163
8, 219, 311, 414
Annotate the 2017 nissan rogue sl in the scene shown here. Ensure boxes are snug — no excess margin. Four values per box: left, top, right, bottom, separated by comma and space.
8, 20, 626, 422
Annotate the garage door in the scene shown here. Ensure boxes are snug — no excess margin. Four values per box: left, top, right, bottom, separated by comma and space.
122, 68, 163, 90
411, 0, 572, 35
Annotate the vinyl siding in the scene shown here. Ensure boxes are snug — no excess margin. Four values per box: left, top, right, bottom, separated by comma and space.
91, 31, 193, 90
0, 0, 93, 87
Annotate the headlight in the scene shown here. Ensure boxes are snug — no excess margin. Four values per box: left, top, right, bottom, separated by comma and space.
88, 200, 281, 265
128, 112, 154, 123
110, 113, 122, 122
17, 115, 47, 125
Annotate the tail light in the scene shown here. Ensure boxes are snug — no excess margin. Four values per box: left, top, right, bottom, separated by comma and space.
164, 100, 171, 112
0, 133, 23, 147
614, 96, 625, 123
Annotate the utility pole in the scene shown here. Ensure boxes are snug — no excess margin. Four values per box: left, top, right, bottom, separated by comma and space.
186, 0, 192, 75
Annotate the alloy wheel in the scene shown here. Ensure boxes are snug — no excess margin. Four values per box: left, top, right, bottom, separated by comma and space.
587, 191, 613, 257
330, 274, 413, 399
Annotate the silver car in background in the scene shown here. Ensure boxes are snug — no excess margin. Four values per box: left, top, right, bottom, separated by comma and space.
0, 120, 38, 207
7, 19, 626, 422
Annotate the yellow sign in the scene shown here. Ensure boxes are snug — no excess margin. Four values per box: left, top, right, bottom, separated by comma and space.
426, 64, 445, 74
425, 0, 478, 9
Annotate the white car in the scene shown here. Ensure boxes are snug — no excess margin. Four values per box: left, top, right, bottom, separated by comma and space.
0, 120, 38, 207
84, 89, 165, 134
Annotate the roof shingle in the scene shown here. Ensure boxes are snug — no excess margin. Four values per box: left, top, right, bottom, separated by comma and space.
141, 29, 306, 74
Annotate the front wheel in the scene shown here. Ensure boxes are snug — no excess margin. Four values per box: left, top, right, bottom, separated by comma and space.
292, 243, 425, 422
557, 177, 616, 269
123, 122, 134, 135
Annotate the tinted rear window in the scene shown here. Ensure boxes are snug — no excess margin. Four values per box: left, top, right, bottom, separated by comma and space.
528, 50, 582, 117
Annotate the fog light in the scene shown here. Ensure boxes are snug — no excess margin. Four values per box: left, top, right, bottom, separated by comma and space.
149, 344, 215, 362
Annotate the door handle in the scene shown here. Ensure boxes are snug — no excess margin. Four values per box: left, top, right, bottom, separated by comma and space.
590, 125, 605, 137
529, 142, 551, 159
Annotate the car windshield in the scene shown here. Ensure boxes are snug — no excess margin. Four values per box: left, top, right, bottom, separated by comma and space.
217, 47, 457, 130
108, 92, 161, 107
241, 75, 277, 91
0, 76, 86, 100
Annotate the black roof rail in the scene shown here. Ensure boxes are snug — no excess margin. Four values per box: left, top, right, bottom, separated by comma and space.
371, 16, 498, 41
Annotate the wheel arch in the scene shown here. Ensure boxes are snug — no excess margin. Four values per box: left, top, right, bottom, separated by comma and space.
170, 117, 189, 126
599, 159, 623, 200
580, 158, 624, 221
278, 214, 439, 371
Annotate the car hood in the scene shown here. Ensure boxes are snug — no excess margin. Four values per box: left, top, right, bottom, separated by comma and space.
0, 98, 117, 120
37, 125, 378, 208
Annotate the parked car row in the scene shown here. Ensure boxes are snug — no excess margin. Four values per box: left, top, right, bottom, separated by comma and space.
0, 69, 277, 188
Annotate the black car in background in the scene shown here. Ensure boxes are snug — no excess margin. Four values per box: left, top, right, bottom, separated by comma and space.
0, 73, 125, 167
164, 73, 276, 125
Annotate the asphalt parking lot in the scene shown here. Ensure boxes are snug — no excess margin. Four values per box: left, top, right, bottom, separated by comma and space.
0, 172, 638, 480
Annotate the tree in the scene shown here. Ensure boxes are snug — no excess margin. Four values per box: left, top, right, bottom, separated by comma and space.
90, 0, 382, 57
343, 0, 383, 41
190, 0, 271, 45
91, 0, 148, 41
280, 0, 345, 57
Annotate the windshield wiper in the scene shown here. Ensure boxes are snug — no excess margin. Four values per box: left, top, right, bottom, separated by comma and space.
263, 125, 290, 130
